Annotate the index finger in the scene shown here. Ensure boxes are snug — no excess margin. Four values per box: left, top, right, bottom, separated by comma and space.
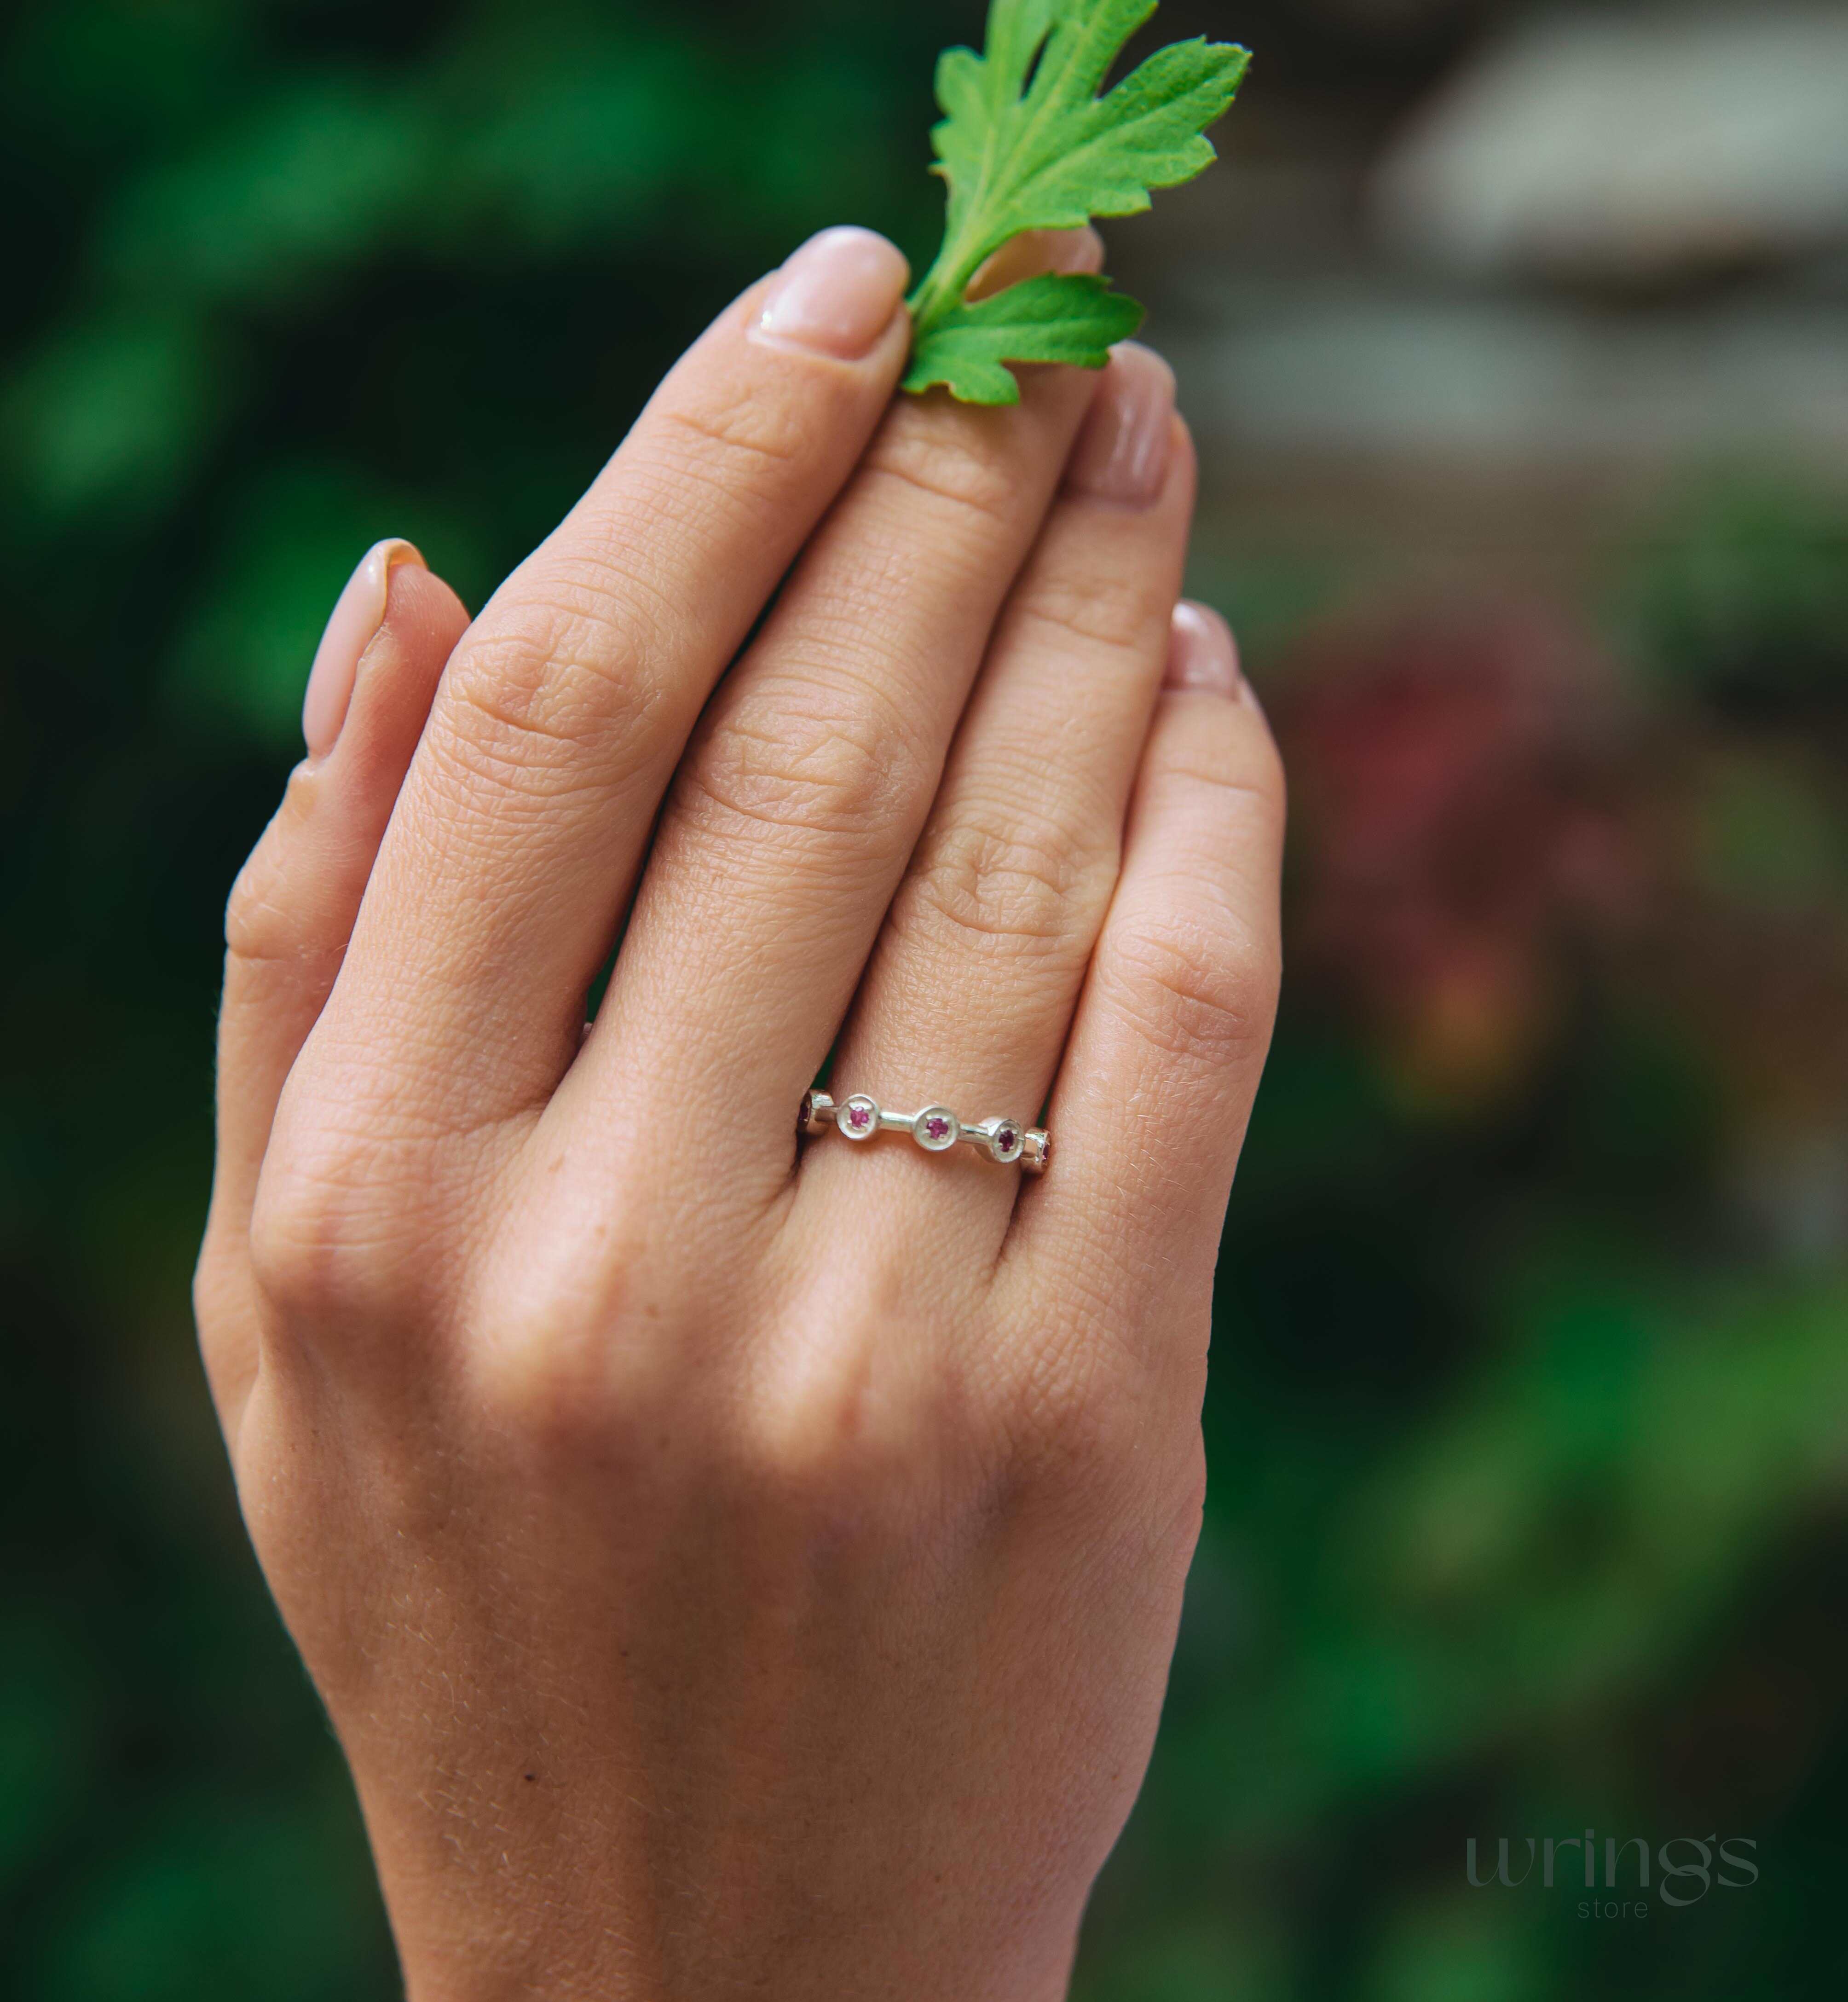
314, 229, 914, 1133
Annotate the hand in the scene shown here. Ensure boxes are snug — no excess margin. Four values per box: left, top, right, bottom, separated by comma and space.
195, 225, 1285, 2001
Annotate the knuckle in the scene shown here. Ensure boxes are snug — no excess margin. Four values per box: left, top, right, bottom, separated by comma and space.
437, 592, 666, 793
470, 1227, 658, 1445
224, 849, 289, 966
738, 1336, 949, 1539
745, 1343, 884, 1497
192, 1229, 244, 1349
1170, 1438, 1209, 1543
902, 803, 1110, 958
863, 417, 1022, 535
1106, 913, 1278, 1071
679, 677, 925, 850
222, 776, 319, 966
1170, 738, 1288, 838
246, 1116, 422, 1325
654, 380, 812, 486
724, 1265, 982, 1538
1252, 733, 1290, 819
192, 1227, 265, 1420
480, 1311, 633, 1452
1016, 562, 1166, 660
1002, 1324, 1149, 1494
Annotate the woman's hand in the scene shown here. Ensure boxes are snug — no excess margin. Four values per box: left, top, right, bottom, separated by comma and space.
194, 225, 1284, 2002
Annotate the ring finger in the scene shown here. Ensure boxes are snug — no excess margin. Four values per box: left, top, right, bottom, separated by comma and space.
804, 346, 1191, 1244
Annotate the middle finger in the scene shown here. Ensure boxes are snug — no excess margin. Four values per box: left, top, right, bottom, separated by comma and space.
570, 258, 1109, 1173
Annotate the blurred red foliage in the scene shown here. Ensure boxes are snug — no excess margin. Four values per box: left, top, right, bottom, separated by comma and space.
1275, 598, 1848, 1254
1276, 605, 1635, 1105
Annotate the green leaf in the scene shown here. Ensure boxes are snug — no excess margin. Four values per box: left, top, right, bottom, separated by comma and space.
904, 272, 1144, 404
906, 0, 1249, 403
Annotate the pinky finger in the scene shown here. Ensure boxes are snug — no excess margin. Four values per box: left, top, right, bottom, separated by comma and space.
1006, 603, 1285, 1329
195, 542, 469, 1428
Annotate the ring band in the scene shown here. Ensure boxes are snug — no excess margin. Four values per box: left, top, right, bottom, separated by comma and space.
800, 1090, 1049, 1175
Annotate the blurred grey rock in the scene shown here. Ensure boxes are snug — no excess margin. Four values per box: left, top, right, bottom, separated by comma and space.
1162, 277, 1848, 466
1372, 6, 1848, 281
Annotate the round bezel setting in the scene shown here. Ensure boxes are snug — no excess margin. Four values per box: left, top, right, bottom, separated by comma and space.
912, 1105, 960, 1152
837, 1094, 880, 1141
986, 1117, 1025, 1164
804, 1089, 1046, 1171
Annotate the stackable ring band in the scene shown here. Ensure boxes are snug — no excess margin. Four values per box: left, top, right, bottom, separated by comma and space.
799, 1090, 1050, 1175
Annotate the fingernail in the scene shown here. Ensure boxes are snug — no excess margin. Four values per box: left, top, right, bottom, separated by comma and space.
968, 225, 1105, 301
1164, 601, 1243, 698
302, 539, 424, 757
1066, 343, 1176, 506
753, 227, 910, 361
1041, 225, 1107, 276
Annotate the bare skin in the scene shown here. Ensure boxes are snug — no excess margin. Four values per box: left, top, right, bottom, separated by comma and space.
194, 225, 1285, 2002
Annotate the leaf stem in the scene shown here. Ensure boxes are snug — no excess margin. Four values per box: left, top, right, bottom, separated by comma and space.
907, 230, 995, 339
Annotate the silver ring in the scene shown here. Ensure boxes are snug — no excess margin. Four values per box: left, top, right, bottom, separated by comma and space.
800, 1090, 1049, 1175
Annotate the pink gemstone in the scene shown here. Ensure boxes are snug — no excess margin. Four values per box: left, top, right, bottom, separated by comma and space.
925, 1116, 950, 1141
848, 1105, 872, 1131
998, 1128, 1017, 1151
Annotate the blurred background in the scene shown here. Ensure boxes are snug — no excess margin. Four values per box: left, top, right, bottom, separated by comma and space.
3, 0, 1846, 1995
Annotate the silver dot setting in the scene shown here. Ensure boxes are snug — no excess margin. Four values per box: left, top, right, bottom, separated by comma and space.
798, 1091, 1048, 1175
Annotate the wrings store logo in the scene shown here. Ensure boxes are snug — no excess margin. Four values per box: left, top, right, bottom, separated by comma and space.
1467, 1832, 1760, 1917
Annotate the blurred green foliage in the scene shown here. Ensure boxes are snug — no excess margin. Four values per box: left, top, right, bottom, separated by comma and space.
1618, 473, 1848, 720
3, 3, 1846, 1998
